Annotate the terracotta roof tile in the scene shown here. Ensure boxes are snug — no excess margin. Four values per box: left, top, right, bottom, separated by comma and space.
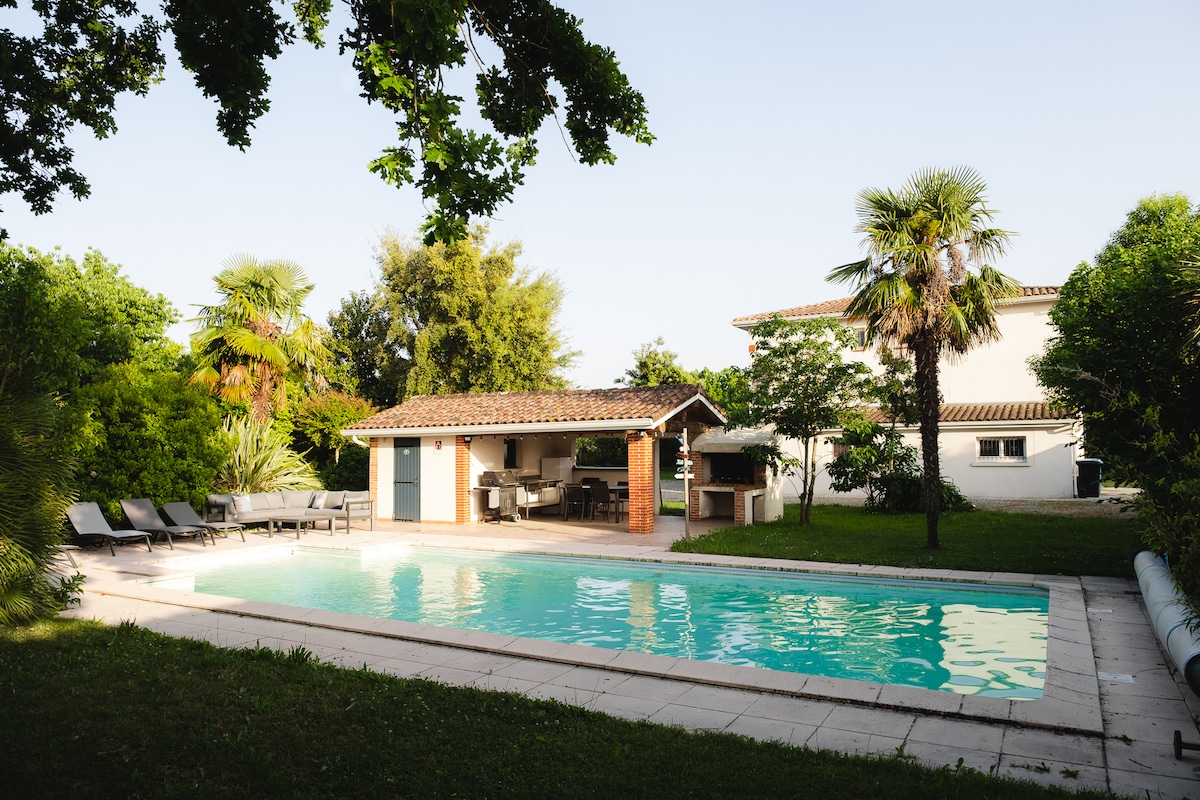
865, 402, 1070, 424
733, 297, 853, 325
733, 286, 1060, 326
347, 385, 720, 431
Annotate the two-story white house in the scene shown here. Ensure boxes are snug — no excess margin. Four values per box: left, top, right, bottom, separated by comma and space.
730, 287, 1082, 500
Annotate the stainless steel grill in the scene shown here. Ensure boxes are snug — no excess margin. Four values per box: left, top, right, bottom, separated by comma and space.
478, 470, 521, 522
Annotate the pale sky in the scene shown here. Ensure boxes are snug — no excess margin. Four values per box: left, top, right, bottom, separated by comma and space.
4, 1, 1198, 391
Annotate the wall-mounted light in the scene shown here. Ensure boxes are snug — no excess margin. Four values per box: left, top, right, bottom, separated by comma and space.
463, 436, 472, 443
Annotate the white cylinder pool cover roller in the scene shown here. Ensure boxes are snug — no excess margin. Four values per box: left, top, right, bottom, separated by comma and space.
1135, 551, 1200, 695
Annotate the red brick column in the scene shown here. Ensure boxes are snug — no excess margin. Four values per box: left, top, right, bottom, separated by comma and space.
689, 486, 701, 521
734, 490, 747, 526
455, 436, 471, 524
626, 432, 655, 534
369, 438, 379, 522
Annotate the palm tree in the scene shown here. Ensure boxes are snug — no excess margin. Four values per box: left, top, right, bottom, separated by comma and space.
828, 166, 1017, 548
0, 380, 79, 624
191, 256, 330, 423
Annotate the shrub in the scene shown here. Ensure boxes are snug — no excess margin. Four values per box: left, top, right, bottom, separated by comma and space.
868, 472, 973, 514
215, 416, 320, 494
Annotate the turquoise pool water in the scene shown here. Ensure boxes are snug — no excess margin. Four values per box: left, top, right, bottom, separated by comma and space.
186, 547, 1048, 698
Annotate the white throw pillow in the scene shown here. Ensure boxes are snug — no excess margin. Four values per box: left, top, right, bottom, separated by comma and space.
232, 494, 253, 514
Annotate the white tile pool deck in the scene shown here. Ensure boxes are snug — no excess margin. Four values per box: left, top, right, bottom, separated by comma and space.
62, 514, 1200, 798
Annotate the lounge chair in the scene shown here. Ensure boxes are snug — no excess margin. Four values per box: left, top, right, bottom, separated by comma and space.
120, 498, 213, 548
65, 502, 153, 556
161, 502, 246, 542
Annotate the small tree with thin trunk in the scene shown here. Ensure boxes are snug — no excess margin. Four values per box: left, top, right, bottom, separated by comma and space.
739, 315, 873, 525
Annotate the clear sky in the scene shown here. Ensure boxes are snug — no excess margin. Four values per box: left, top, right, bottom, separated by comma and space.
4, 1, 1199, 391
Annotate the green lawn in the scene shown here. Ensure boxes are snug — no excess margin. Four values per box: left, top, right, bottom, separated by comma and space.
0, 619, 1117, 800
672, 504, 1143, 577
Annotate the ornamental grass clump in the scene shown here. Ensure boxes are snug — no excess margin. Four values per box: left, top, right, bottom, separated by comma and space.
215, 416, 320, 494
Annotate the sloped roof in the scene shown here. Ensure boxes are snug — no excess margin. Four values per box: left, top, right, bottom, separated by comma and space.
865, 402, 1070, 425
345, 385, 726, 434
691, 426, 775, 453
732, 286, 1060, 327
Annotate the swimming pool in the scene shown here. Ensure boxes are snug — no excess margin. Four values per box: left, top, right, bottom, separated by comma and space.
178, 546, 1048, 698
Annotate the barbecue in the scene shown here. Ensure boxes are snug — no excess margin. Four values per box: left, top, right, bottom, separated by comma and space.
478, 470, 522, 522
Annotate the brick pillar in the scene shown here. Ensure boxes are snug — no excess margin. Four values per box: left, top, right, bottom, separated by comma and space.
455, 436, 471, 524
369, 438, 379, 522
689, 486, 701, 521
626, 432, 655, 534
734, 490, 746, 526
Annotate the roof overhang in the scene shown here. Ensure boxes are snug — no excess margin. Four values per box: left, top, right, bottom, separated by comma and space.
650, 392, 726, 430
691, 425, 775, 453
815, 417, 1077, 436
343, 418, 662, 438
343, 387, 727, 439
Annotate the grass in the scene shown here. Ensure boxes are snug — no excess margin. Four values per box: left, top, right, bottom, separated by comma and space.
672, 503, 1144, 577
659, 499, 684, 516
0, 619, 1119, 800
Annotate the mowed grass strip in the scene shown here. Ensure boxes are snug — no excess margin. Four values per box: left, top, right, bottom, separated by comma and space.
672, 504, 1143, 577
0, 619, 1119, 800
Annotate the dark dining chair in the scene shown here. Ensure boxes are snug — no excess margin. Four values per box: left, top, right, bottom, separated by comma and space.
589, 481, 613, 522
562, 484, 587, 521
613, 484, 630, 523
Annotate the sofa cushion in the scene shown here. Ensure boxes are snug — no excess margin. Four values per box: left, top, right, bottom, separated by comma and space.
232, 494, 253, 514
322, 490, 345, 509
249, 493, 273, 511
310, 490, 327, 509
207, 494, 235, 521
344, 490, 371, 504
282, 490, 314, 509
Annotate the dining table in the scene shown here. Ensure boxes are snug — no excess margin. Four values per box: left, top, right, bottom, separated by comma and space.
583, 483, 629, 523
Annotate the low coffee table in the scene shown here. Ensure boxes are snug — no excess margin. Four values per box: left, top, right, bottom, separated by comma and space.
303, 509, 343, 534
266, 516, 310, 539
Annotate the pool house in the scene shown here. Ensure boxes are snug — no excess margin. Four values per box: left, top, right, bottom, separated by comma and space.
343, 385, 727, 533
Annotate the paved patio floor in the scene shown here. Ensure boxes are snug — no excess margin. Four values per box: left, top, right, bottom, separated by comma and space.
62, 511, 1200, 798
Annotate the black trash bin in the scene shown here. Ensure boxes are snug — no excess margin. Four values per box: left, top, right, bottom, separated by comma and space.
1076, 458, 1103, 498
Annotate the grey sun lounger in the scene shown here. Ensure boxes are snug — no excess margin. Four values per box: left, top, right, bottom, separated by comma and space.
161, 502, 246, 542
120, 498, 213, 548
66, 502, 153, 556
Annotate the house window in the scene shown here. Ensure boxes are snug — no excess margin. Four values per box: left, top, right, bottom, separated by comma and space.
978, 436, 1027, 463
853, 328, 867, 351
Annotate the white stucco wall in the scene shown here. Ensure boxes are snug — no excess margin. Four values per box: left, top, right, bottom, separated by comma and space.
418, 436, 457, 523
839, 297, 1055, 403
372, 436, 457, 522
797, 421, 1079, 501
938, 423, 1078, 499
376, 437, 394, 519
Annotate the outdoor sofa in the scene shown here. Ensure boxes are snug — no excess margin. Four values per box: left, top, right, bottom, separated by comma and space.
204, 489, 374, 534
